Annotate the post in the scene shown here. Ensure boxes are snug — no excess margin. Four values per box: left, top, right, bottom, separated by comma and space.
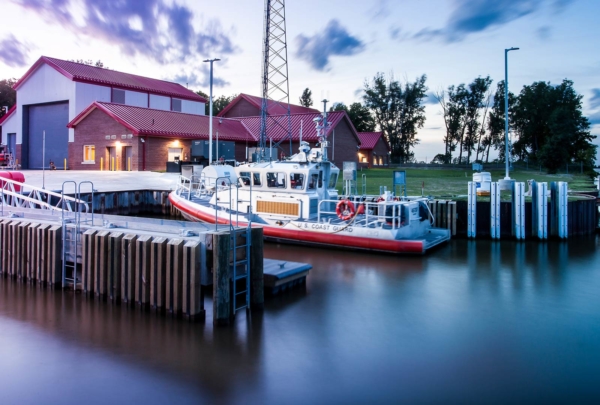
203, 58, 220, 165
467, 181, 477, 238
64, 158, 67, 170
212, 230, 232, 325
42, 130, 46, 189
121, 234, 137, 304
250, 227, 264, 310
504, 47, 519, 181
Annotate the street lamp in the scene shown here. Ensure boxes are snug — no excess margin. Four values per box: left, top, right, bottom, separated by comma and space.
504, 47, 519, 181
203, 58, 220, 165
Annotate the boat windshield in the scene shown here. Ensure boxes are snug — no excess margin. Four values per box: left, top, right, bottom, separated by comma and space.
267, 172, 286, 188
328, 173, 338, 189
290, 173, 304, 189
253, 172, 262, 187
308, 173, 318, 190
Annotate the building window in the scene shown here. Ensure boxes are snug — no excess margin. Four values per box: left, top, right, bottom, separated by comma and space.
172, 98, 182, 112
168, 148, 183, 162
373, 156, 377, 166
83, 145, 95, 162
361, 156, 367, 163
112, 89, 125, 104
379, 157, 383, 165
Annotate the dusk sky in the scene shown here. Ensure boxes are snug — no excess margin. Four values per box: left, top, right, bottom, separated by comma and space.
1, 0, 599, 162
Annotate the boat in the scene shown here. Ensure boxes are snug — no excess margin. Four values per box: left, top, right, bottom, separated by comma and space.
169, 109, 450, 254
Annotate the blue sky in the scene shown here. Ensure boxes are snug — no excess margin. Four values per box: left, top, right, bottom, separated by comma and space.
1, 0, 599, 162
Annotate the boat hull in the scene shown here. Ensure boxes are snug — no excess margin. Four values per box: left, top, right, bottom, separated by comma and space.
169, 192, 450, 255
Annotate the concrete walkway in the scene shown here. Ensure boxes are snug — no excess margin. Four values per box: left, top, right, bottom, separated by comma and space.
3, 170, 180, 193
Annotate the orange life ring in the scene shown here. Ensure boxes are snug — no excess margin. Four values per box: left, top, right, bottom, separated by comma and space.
336, 200, 356, 221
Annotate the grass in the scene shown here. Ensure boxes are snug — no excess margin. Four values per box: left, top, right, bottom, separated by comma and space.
345, 167, 596, 199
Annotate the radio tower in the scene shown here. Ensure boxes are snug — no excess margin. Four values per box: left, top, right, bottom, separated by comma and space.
259, 0, 292, 160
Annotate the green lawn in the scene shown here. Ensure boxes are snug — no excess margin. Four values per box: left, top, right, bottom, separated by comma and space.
343, 167, 597, 199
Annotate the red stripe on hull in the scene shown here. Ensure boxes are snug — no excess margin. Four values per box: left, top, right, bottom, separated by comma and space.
169, 193, 425, 254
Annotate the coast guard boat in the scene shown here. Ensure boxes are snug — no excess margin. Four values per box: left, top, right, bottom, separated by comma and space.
169, 110, 450, 254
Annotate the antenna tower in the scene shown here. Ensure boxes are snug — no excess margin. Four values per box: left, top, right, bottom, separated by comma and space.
259, 0, 292, 160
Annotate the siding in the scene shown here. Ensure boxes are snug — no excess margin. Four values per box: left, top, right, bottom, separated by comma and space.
75, 82, 111, 128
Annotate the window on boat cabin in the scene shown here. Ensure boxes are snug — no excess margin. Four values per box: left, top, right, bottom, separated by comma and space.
308, 173, 318, 189
253, 172, 262, 186
267, 172, 286, 188
239, 171, 251, 186
290, 173, 304, 189
328, 173, 337, 189
318, 170, 323, 188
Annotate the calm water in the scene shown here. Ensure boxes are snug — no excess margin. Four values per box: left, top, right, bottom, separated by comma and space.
1, 237, 599, 404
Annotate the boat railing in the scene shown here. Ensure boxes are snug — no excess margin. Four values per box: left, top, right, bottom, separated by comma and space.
317, 198, 409, 230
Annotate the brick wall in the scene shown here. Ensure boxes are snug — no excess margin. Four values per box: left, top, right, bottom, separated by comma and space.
220, 98, 260, 118
329, 118, 359, 168
142, 137, 192, 171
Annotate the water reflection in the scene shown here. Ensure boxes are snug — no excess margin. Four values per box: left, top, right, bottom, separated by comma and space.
1, 236, 599, 404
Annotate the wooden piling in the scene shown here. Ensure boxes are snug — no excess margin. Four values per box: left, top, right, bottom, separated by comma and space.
36, 224, 50, 284
135, 235, 152, 308
26, 223, 39, 281
108, 232, 123, 301
17, 222, 30, 279
9, 221, 19, 278
150, 237, 167, 311
250, 227, 264, 310
121, 234, 137, 304
182, 240, 204, 321
94, 231, 110, 297
82, 229, 97, 294
166, 238, 184, 315
212, 230, 232, 326
47, 225, 62, 287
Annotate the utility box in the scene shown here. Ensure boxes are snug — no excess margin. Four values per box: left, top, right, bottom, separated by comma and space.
343, 162, 357, 181
473, 172, 491, 196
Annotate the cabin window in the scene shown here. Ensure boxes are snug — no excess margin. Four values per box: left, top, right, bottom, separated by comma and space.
308, 173, 318, 189
318, 170, 323, 188
328, 173, 337, 189
239, 171, 251, 186
253, 172, 262, 186
267, 172, 286, 188
290, 173, 305, 189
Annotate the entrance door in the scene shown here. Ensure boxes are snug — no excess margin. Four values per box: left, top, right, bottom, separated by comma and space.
7, 133, 16, 156
123, 146, 133, 171
107, 147, 117, 171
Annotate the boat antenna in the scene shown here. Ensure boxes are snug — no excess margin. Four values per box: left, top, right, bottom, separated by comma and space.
316, 99, 331, 162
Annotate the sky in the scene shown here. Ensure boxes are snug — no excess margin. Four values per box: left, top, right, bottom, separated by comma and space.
1, 0, 599, 163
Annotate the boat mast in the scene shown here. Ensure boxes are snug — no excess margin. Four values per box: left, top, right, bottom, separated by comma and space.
316, 99, 331, 162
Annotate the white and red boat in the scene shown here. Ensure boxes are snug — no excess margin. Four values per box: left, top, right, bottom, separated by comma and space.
169, 112, 450, 254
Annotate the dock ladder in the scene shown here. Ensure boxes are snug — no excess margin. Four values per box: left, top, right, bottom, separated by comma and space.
61, 181, 95, 290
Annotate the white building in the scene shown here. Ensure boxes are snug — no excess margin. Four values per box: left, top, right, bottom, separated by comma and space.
1, 56, 206, 169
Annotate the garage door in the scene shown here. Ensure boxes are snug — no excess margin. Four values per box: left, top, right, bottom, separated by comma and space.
28, 102, 69, 169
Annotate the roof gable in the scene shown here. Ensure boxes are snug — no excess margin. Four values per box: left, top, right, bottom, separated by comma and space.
357, 132, 386, 150
14, 56, 206, 103
217, 93, 319, 117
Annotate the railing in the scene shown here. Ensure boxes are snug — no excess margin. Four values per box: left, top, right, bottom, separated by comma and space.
0, 176, 90, 215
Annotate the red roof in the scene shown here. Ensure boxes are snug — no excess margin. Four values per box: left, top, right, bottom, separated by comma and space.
357, 132, 385, 150
14, 56, 206, 103
217, 93, 319, 117
0, 105, 16, 126
239, 111, 358, 143
68, 102, 253, 141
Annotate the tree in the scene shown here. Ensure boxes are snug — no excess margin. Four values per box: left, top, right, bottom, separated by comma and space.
484, 81, 515, 163
330, 102, 375, 132
363, 73, 428, 163
511, 79, 596, 173
299, 88, 313, 107
69, 59, 107, 68
0, 78, 17, 118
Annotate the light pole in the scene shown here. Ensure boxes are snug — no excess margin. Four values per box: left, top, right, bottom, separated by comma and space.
504, 47, 519, 180
203, 58, 220, 165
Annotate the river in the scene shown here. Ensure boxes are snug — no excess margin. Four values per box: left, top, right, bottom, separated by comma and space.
1, 237, 599, 404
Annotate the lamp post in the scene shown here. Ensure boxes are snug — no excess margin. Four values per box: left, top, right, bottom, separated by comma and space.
203, 58, 220, 165
504, 47, 519, 180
